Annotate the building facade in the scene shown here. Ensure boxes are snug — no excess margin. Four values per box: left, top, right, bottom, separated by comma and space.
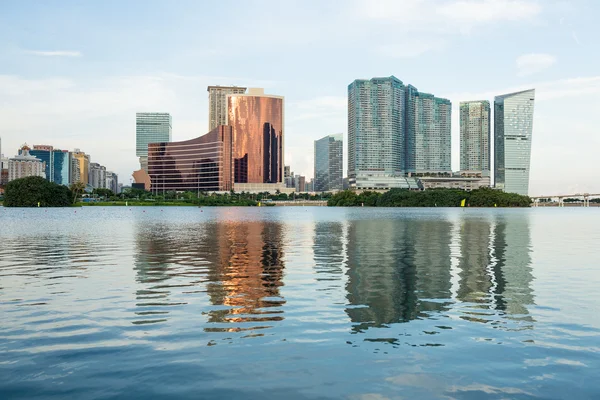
227, 88, 285, 190
89, 163, 107, 189
105, 171, 119, 193
208, 86, 247, 131
348, 76, 448, 189
147, 125, 233, 193
348, 76, 405, 189
405, 92, 452, 174
29, 145, 72, 186
460, 101, 491, 175
136, 113, 172, 171
494, 89, 535, 195
8, 145, 46, 182
70, 157, 81, 185
314, 133, 343, 192
72, 150, 90, 185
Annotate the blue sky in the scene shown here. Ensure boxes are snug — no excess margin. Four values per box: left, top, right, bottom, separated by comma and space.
1, 0, 598, 195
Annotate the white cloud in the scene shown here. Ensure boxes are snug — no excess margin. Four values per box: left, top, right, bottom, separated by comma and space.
24, 50, 82, 57
437, 0, 541, 23
516, 53, 557, 77
356, 0, 541, 31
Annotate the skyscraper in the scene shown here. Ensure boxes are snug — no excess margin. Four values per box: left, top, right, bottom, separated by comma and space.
348, 76, 446, 189
72, 150, 90, 185
405, 91, 452, 174
136, 113, 172, 171
208, 86, 247, 131
89, 163, 107, 189
314, 134, 343, 192
348, 76, 406, 189
494, 89, 535, 195
227, 88, 285, 191
460, 100, 491, 175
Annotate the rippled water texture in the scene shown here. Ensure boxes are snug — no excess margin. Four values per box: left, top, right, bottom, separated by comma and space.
1, 207, 599, 399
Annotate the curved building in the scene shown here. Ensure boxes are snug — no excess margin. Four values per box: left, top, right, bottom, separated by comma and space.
227, 88, 284, 186
147, 125, 233, 193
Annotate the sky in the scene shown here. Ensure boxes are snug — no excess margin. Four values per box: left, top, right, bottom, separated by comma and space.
0, 0, 598, 196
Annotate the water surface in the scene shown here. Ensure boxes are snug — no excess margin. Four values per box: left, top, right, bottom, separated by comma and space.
1, 207, 599, 399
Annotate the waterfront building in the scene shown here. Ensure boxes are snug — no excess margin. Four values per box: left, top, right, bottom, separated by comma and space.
314, 134, 343, 192
418, 174, 491, 191
405, 88, 452, 174
72, 149, 90, 185
136, 113, 172, 171
147, 125, 233, 193
227, 88, 286, 192
348, 76, 406, 189
208, 85, 247, 131
460, 101, 491, 176
89, 163, 107, 189
29, 145, 72, 186
295, 175, 306, 192
494, 89, 535, 195
105, 171, 119, 194
8, 144, 45, 182
284, 165, 291, 178
305, 180, 314, 193
70, 156, 81, 185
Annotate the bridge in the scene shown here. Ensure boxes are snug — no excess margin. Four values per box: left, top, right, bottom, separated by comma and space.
530, 193, 600, 207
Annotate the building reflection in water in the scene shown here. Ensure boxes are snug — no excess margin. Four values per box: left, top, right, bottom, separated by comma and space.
204, 220, 286, 331
133, 218, 286, 330
344, 212, 534, 332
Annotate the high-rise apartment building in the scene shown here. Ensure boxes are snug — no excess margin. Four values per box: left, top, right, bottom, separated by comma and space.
348, 76, 406, 189
89, 163, 107, 189
405, 92, 452, 174
348, 76, 446, 189
72, 150, 90, 185
136, 113, 172, 171
70, 157, 81, 185
460, 101, 491, 175
494, 89, 535, 196
314, 134, 343, 192
8, 145, 45, 182
105, 171, 119, 193
227, 88, 285, 191
208, 86, 247, 131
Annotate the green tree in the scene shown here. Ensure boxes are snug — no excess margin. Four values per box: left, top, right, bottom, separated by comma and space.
5, 176, 72, 207
70, 181, 86, 204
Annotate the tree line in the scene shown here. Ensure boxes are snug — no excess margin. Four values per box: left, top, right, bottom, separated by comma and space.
327, 187, 532, 207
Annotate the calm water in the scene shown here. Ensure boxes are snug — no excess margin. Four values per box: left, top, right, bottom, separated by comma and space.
1, 207, 599, 399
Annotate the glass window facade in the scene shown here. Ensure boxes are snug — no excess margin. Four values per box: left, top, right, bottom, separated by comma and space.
148, 125, 233, 193
348, 76, 451, 188
227, 93, 284, 184
405, 92, 452, 174
136, 113, 172, 158
314, 134, 343, 192
207, 86, 247, 131
494, 89, 535, 195
460, 100, 491, 174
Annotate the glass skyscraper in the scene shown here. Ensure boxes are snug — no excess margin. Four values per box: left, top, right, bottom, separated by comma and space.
460, 100, 491, 175
405, 92, 452, 174
208, 86, 247, 131
28, 145, 71, 186
494, 89, 535, 196
348, 76, 407, 189
227, 88, 284, 185
314, 134, 343, 192
347, 76, 449, 189
136, 113, 172, 170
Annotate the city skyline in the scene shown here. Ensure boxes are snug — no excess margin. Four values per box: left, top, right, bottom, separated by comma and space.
0, 1, 598, 195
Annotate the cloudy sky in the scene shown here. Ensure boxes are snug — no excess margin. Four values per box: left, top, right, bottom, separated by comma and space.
1, 0, 598, 195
